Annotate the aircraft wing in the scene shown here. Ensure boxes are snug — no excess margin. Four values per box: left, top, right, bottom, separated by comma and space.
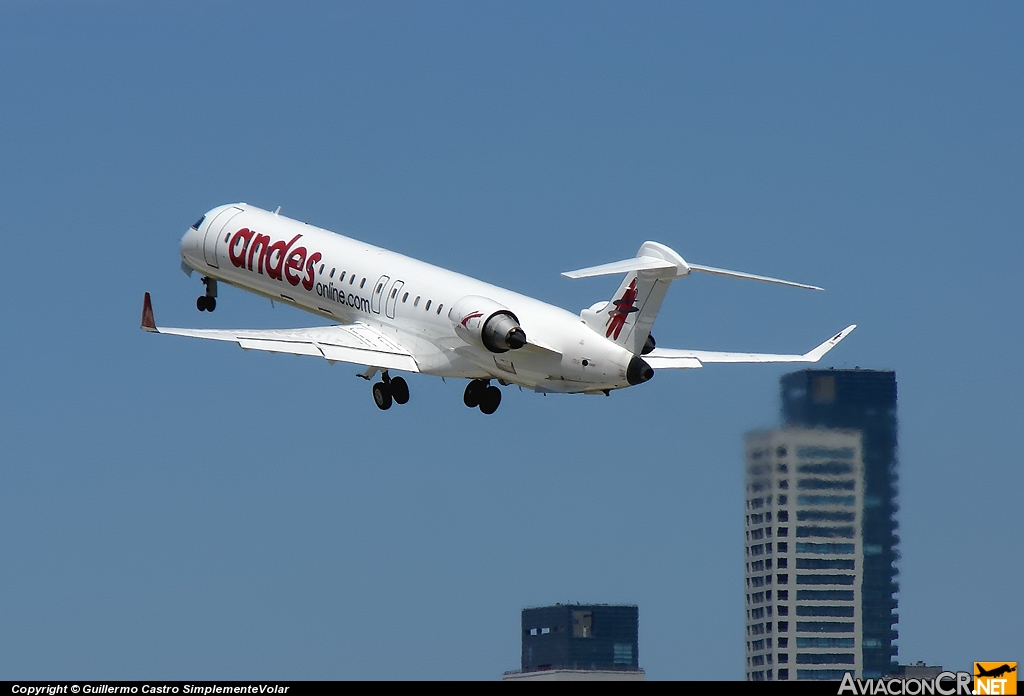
140, 293, 419, 373
644, 325, 856, 369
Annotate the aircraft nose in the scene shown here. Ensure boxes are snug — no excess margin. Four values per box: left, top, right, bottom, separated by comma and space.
180, 215, 206, 266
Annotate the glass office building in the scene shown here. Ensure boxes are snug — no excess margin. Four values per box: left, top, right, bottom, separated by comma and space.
781, 370, 899, 678
743, 369, 899, 680
518, 604, 640, 673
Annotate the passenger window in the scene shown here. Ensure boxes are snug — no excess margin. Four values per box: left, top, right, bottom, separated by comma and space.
391, 288, 398, 298
224, 233, 230, 242
437, 304, 443, 315
349, 275, 355, 285
376, 282, 383, 293
360, 278, 366, 288
330, 268, 336, 278
414, 296, 420, 307
425, 300, 431, 311
402, 293, 409, 303
319, 264, 325, 274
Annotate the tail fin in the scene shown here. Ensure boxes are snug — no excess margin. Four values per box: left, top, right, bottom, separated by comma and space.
563, 241, 822, 355
569, 242, 686, 356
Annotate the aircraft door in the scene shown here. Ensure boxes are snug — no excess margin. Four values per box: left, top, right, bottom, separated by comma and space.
370, 274, 390, 314
385, 280, 404, 319
203, 206, 243, 268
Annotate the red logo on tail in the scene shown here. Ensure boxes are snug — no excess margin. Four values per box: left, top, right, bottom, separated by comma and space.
605, 279, 638, 340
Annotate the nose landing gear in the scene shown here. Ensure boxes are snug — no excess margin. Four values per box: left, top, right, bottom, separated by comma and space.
197, 277, 217, 312
464, 379, 502, 414
371, 371, 410, 410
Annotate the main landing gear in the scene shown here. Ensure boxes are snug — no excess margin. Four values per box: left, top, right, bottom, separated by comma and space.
197, 277, 217, 312
464, 379, 501, 415
372, 372, 410, 411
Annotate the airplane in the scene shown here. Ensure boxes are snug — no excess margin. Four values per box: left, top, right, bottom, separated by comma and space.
142, 202, 855, 414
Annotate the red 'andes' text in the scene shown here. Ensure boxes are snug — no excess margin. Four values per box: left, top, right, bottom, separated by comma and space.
228, 228, 322, 291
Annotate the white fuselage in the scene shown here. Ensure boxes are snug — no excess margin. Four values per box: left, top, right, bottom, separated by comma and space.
179, 203, 641, 393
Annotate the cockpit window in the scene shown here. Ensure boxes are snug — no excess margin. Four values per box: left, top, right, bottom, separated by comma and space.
191, 215, 205, 230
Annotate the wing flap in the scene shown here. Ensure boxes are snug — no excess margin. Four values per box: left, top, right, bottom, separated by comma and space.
646, 325, 856, 369
238, 339, 324, 356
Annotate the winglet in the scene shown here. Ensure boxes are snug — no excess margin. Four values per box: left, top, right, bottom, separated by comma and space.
804, 325, 856, 361
141, 292, 158, 332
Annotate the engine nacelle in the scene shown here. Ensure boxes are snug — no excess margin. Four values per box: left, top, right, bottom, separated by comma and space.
449, 295, 527, 353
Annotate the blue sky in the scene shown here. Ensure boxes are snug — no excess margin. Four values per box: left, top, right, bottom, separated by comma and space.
1, 1, 1021, 680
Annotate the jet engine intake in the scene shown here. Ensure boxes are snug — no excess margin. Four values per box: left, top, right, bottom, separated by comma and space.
449, 295, 527, 353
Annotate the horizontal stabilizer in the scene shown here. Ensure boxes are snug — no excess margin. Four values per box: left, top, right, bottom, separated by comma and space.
562, 256, 681, 279
687, 264, 823, 291
644, 325, 856, 369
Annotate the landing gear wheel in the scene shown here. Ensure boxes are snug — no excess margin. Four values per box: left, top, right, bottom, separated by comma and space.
206, 297, 216, 312
372, 382, 392, 410
464, 379, 486, 408
197, 296, 207, 311
479, 386, 502, 415
390, 376, 410, 405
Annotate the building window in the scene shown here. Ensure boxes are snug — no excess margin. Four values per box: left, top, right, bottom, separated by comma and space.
795, 574, 856, 586
778, 605, 789, 616
778, 638, 788, 648
571, 610, 593, 638
797, 510, 856, 522
613, 644, 633, 664
796, 653, 856, 665
779, 669, 789, 680
777, 574, 788, 584
795, 605, 855, 617
795, 558, 855, 570
778, 510, 789, 522
778, 621, 788, 632
779, 480, 789, 489
778, 527, 789, 537
796, 590, 855, 601
778, 495, 788, 505
779, 653, 789, 664
794, 622, 855, 633
778, 590, 789, 601
777, 542, 788, 553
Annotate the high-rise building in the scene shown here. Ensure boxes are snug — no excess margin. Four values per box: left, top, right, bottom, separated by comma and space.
781, 370, 899, 678
743, 427, 865, 681
742, 369, 900, 681
503, 604, 644, 680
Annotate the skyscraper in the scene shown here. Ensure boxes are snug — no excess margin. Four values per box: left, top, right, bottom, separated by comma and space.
781, 370, 899, 678
744, 428, 865, 680
742, 369, 900, 681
